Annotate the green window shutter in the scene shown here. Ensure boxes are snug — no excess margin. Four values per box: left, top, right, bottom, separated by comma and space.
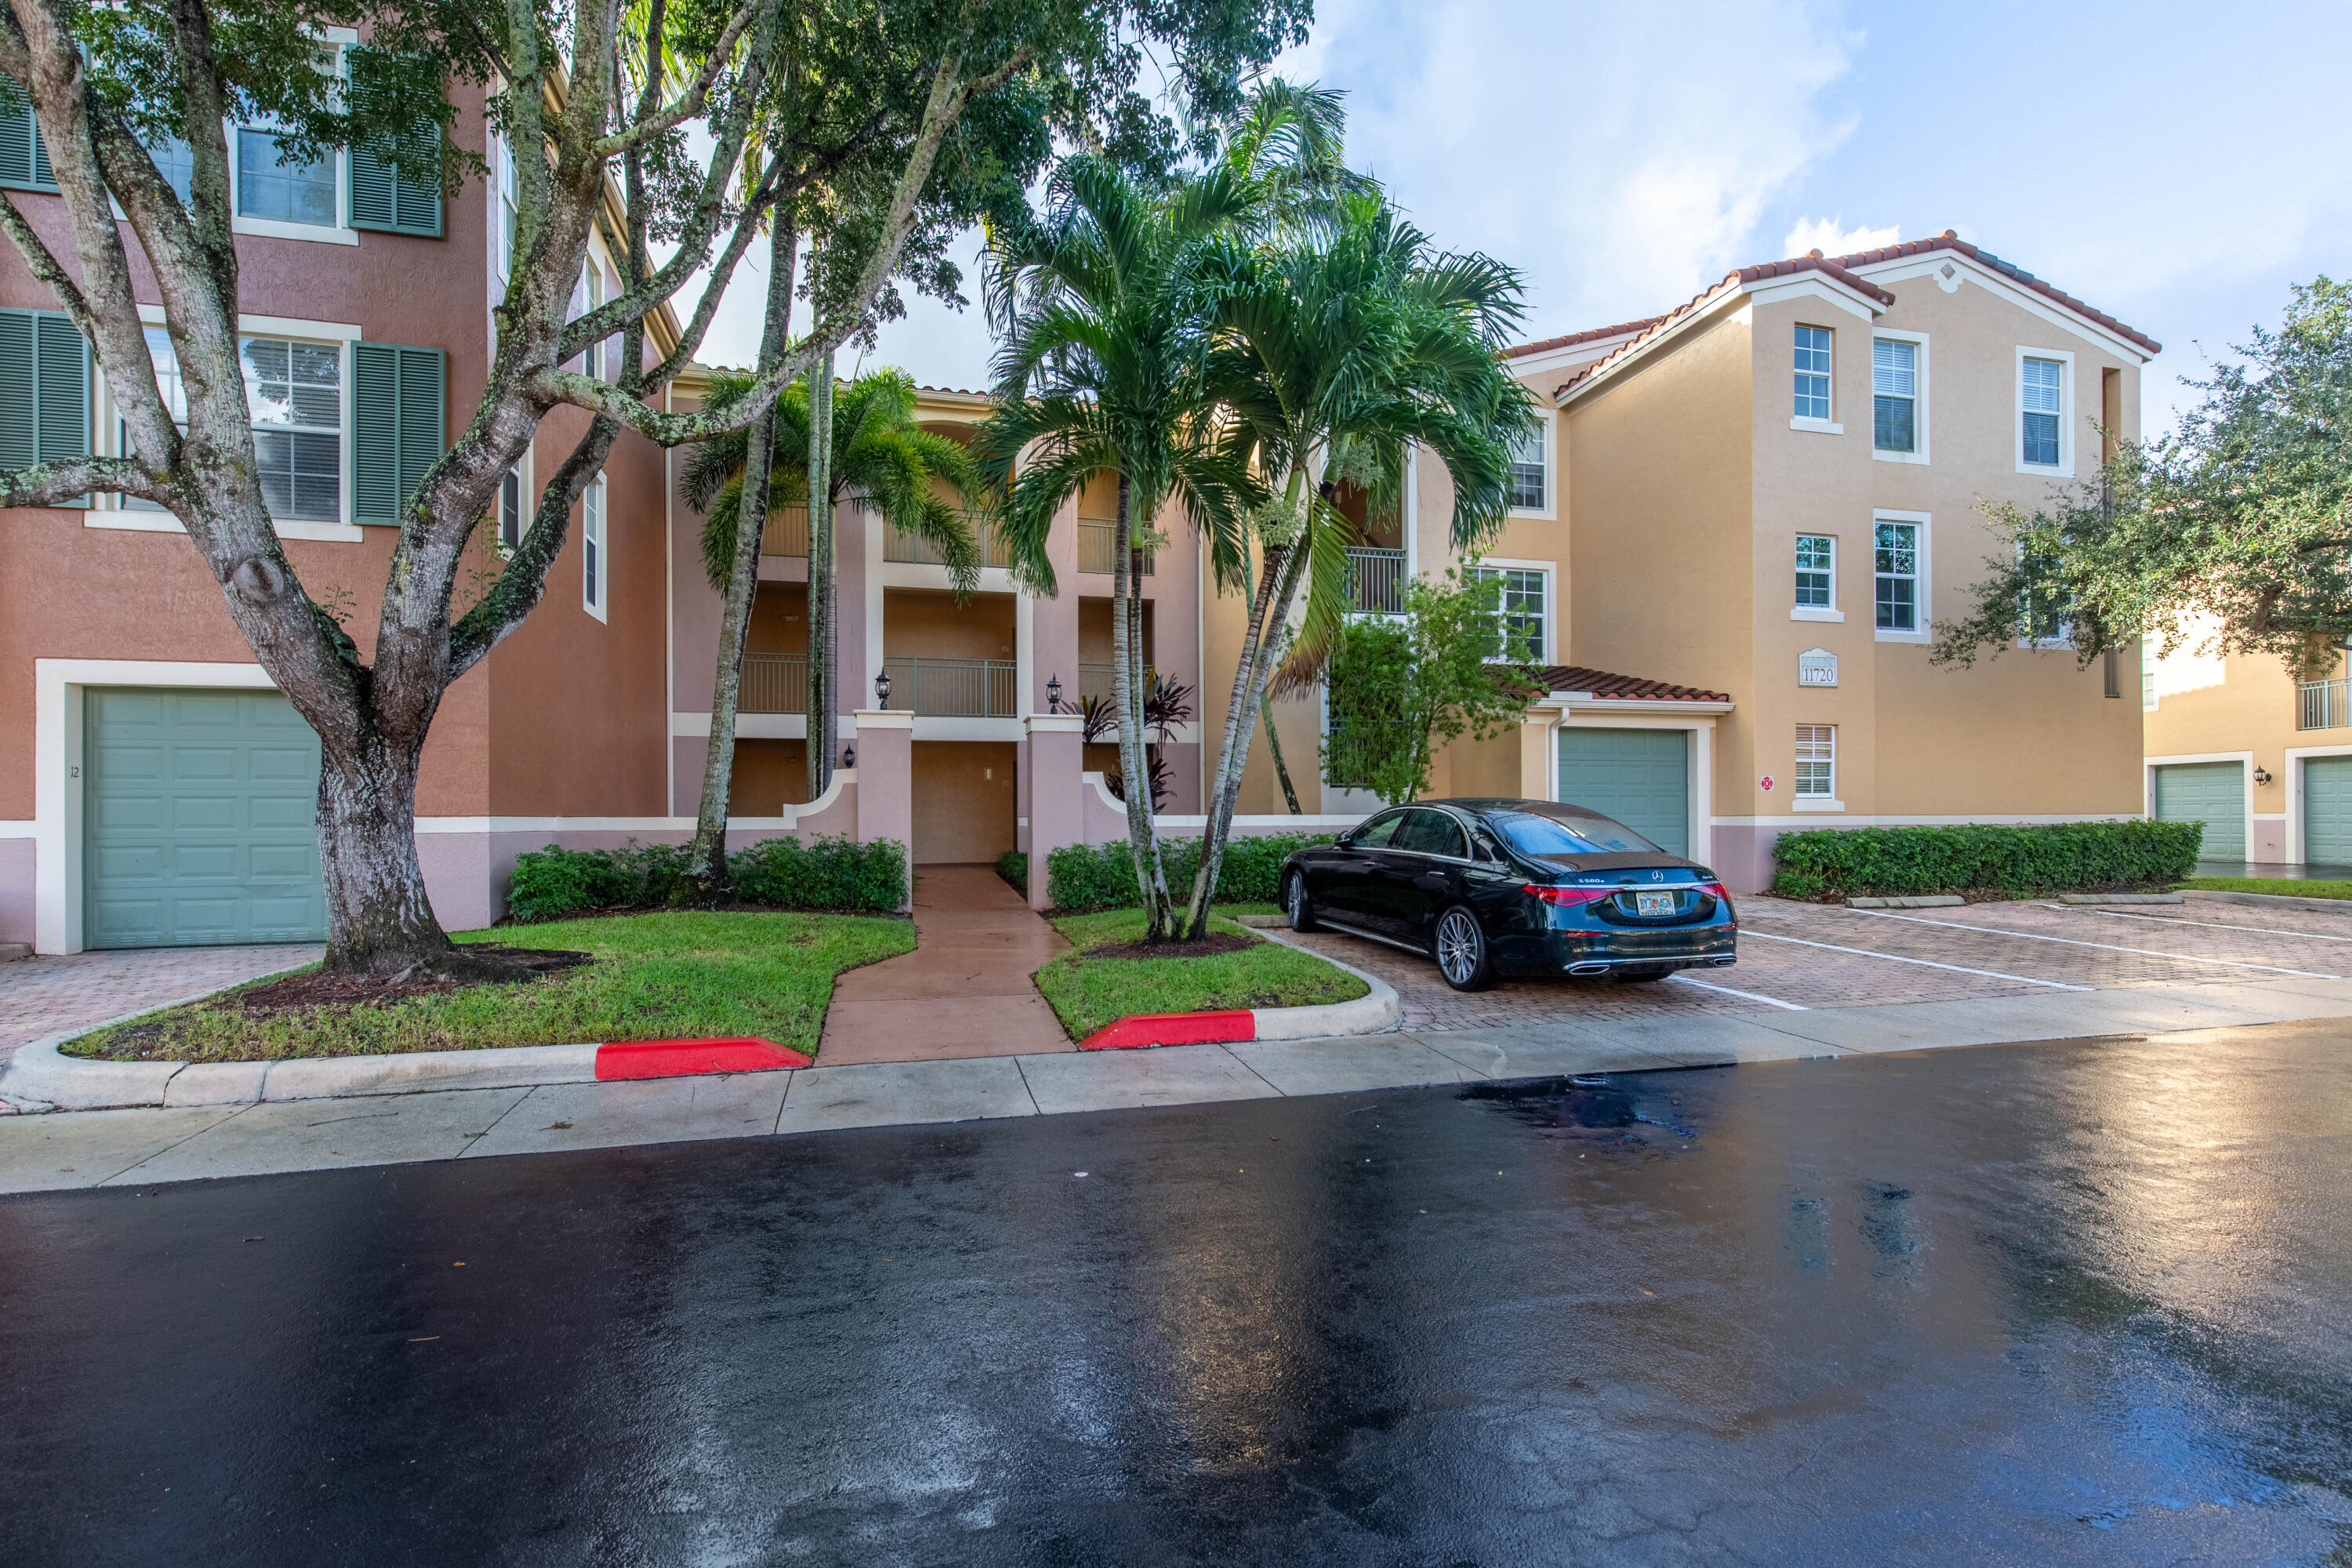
353, 340, 445, 524
0, 307, 88, 504
0, 80, 59, 194
344, 51, 443, 238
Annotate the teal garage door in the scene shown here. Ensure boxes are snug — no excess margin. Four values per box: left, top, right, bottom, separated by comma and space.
83, 689, 326, 948
2305, 756, 2352, 863
1558, 728, 1690, 856
2151, 760, 2245, 861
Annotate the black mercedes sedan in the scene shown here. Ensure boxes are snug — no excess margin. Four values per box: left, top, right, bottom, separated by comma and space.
1278, 798, 1738, 992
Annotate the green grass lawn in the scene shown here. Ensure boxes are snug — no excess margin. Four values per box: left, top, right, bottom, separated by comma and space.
1033, 909, 1367, 1043
2176, 877, 2352, 900
64, 911, 914, 1065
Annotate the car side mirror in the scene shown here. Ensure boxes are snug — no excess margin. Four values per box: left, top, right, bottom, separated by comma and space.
1335, 831, 1357, 849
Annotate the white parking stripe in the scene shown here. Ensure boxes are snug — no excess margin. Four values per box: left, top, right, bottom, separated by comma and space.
1670, 974, 1809, 1011
2049, 905, 2352, 945
1744, 931, 2093, 990
1846, 907, 2339, 980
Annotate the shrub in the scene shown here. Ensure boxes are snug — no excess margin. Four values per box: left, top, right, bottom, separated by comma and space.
996, 850, 1029, 894
1769, 821, 2202, 899
505, 835, 908, 921
1046, 832, 1336, 911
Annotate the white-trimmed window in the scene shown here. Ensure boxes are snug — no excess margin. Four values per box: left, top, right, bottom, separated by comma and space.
2142, 668, 2158, 713
582, 475, 606, 619
118, 326, 188, 513
1508, 424, 1547, 511
1874, 518, 1922, 633
495, 135, 520, 280
1476, 565, 1548, 662
1795, 725, 1835, 798
236, 127, 336, 227
1872, 339, 1917, 453
499, 460, 528, 551
2021, 354, 2066, 469
241, 335, 343, 522
1794, 325, 1832, 421
1795, 534, 1835, 609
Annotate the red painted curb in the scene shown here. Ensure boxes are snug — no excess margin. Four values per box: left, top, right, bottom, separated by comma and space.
594, 1038, 813, 1080
1078, 1010, 1255, 1052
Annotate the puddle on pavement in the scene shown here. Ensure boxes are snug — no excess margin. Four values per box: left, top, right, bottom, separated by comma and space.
1460, 1074, 1697, 1149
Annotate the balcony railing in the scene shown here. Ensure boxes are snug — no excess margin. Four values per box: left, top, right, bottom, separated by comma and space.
1077, 518, 1155, 576
1345, 546, 1407, 615
880, 656, 1018, 717
884, 511, 1014, 569
741, 652, 808, 714
1079, 662, 1117, 708
2299, 677, 2351, 731
760, 505, 810, 557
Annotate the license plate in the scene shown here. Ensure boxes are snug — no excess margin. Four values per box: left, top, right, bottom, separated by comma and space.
1633, 890, 1678, 917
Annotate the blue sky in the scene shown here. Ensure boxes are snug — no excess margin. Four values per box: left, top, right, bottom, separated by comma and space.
798, 0, 2352, 437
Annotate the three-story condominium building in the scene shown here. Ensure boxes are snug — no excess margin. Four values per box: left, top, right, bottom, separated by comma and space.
1, 175, 2164, 951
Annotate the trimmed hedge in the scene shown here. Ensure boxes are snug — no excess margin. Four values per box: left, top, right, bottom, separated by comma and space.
1770, 821, 2201, 900
506, 834, 908, 921
1047, 832, 1336, 912
996, 850, 1029, 894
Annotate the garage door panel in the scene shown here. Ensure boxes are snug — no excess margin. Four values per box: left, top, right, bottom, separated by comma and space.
2304, 757, 2352, 863
2153, 761, 2245, 860
85, 688, 327, 948
1558, 728, 1690, 857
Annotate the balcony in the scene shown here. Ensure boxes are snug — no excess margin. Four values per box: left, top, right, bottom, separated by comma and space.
1077, 518, 1155, 576
2299, 677, 2350, 731
760, 504, 809, 557
880, 656, 1018, 717
884, 511, 1015, 569
741, 652, 808, 714
1345, 546, 1406, 615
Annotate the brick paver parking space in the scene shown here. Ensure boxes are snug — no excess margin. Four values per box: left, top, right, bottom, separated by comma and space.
0, 945, 320, 1065
1286, 895, 2352, 1035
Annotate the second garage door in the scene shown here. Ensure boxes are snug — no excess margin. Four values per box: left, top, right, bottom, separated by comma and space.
1558, 728, 1690, 857
2304, 755, 2352, 864
83, 688, 327, 949
2151, 760, 2245, 862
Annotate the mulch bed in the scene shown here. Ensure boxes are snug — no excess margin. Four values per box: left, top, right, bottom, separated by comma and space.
1081, 933, 1259, 962
231, 946, 591, 1014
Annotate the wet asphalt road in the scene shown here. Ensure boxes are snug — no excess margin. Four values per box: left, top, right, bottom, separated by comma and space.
5, 1022, 2351, 1566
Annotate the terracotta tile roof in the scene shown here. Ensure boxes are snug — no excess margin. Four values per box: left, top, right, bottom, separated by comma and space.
1828, 231, 2161, 355
1504, 318, 1666, 359
1537, 665, 1732, 703
1552, 230, 2158, 401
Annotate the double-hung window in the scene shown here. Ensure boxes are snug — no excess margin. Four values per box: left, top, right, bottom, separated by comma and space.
499, 463, 528, 550
496, 136, 520, 279
241, 336, 343, 522
1794, 325, 1832, 421
1874, 519, 1921, 633
236, 120, 336, 227
119, 326, 189, 512
1794, 725, 1835, 799
1508, 425, 1547, 510
1795, 534, 1835, 610
1477, 567, 1547, 662
1872, 338, 1917, 453
2021, 356, 2064, 467
582, 476, 607, 619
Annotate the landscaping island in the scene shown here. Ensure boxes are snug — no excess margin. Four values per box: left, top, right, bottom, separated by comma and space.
1032, 909, 1368, 1043
64, 911, 913, 1064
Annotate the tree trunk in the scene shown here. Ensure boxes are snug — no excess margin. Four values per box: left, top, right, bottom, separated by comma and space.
1110, 471, 1174, 939
1185, 491, 1311, 938
1261, 694, 1302, 814
688, 215, 797, 887
314, 724, 482, 977
806, 349, 836, 795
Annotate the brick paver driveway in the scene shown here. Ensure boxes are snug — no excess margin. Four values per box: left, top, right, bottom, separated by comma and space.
1286, 895, 2352, 1034
0, 945, 320, 1067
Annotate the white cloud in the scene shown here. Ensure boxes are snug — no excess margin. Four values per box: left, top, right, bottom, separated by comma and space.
1280, 0, 1861, 340
1782, 216, 1899, 258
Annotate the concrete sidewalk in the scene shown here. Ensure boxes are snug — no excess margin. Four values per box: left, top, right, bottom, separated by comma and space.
6, 971, 2350, 1196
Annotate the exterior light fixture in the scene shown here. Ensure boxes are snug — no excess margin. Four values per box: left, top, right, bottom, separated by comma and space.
841, 744, 856, 769
874, 670, 891, 709
1047, 673, 1063, 712
2253, 765, 2274, 786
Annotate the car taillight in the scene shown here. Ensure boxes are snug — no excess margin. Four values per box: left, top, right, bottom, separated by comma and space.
1526, 884, 1613, 906
1696, 881, 1730, 901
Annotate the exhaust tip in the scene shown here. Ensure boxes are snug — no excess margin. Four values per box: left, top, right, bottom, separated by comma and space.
1566, 961, 1611, 976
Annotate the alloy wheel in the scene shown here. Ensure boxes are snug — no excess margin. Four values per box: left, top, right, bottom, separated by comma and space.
1436, 909, 1482, 985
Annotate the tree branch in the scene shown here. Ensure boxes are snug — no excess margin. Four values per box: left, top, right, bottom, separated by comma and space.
593, 0, 766, 155
0, 191, 90, 328
0, 456, 169, 508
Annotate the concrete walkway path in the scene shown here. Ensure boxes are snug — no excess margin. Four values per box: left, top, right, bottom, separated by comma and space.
816, 864, 1073, 1066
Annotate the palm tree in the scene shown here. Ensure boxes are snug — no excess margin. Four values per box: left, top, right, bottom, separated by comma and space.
1182, 191, 1536, 936
684, 366, 985, 878
975, 156, 1259, 941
